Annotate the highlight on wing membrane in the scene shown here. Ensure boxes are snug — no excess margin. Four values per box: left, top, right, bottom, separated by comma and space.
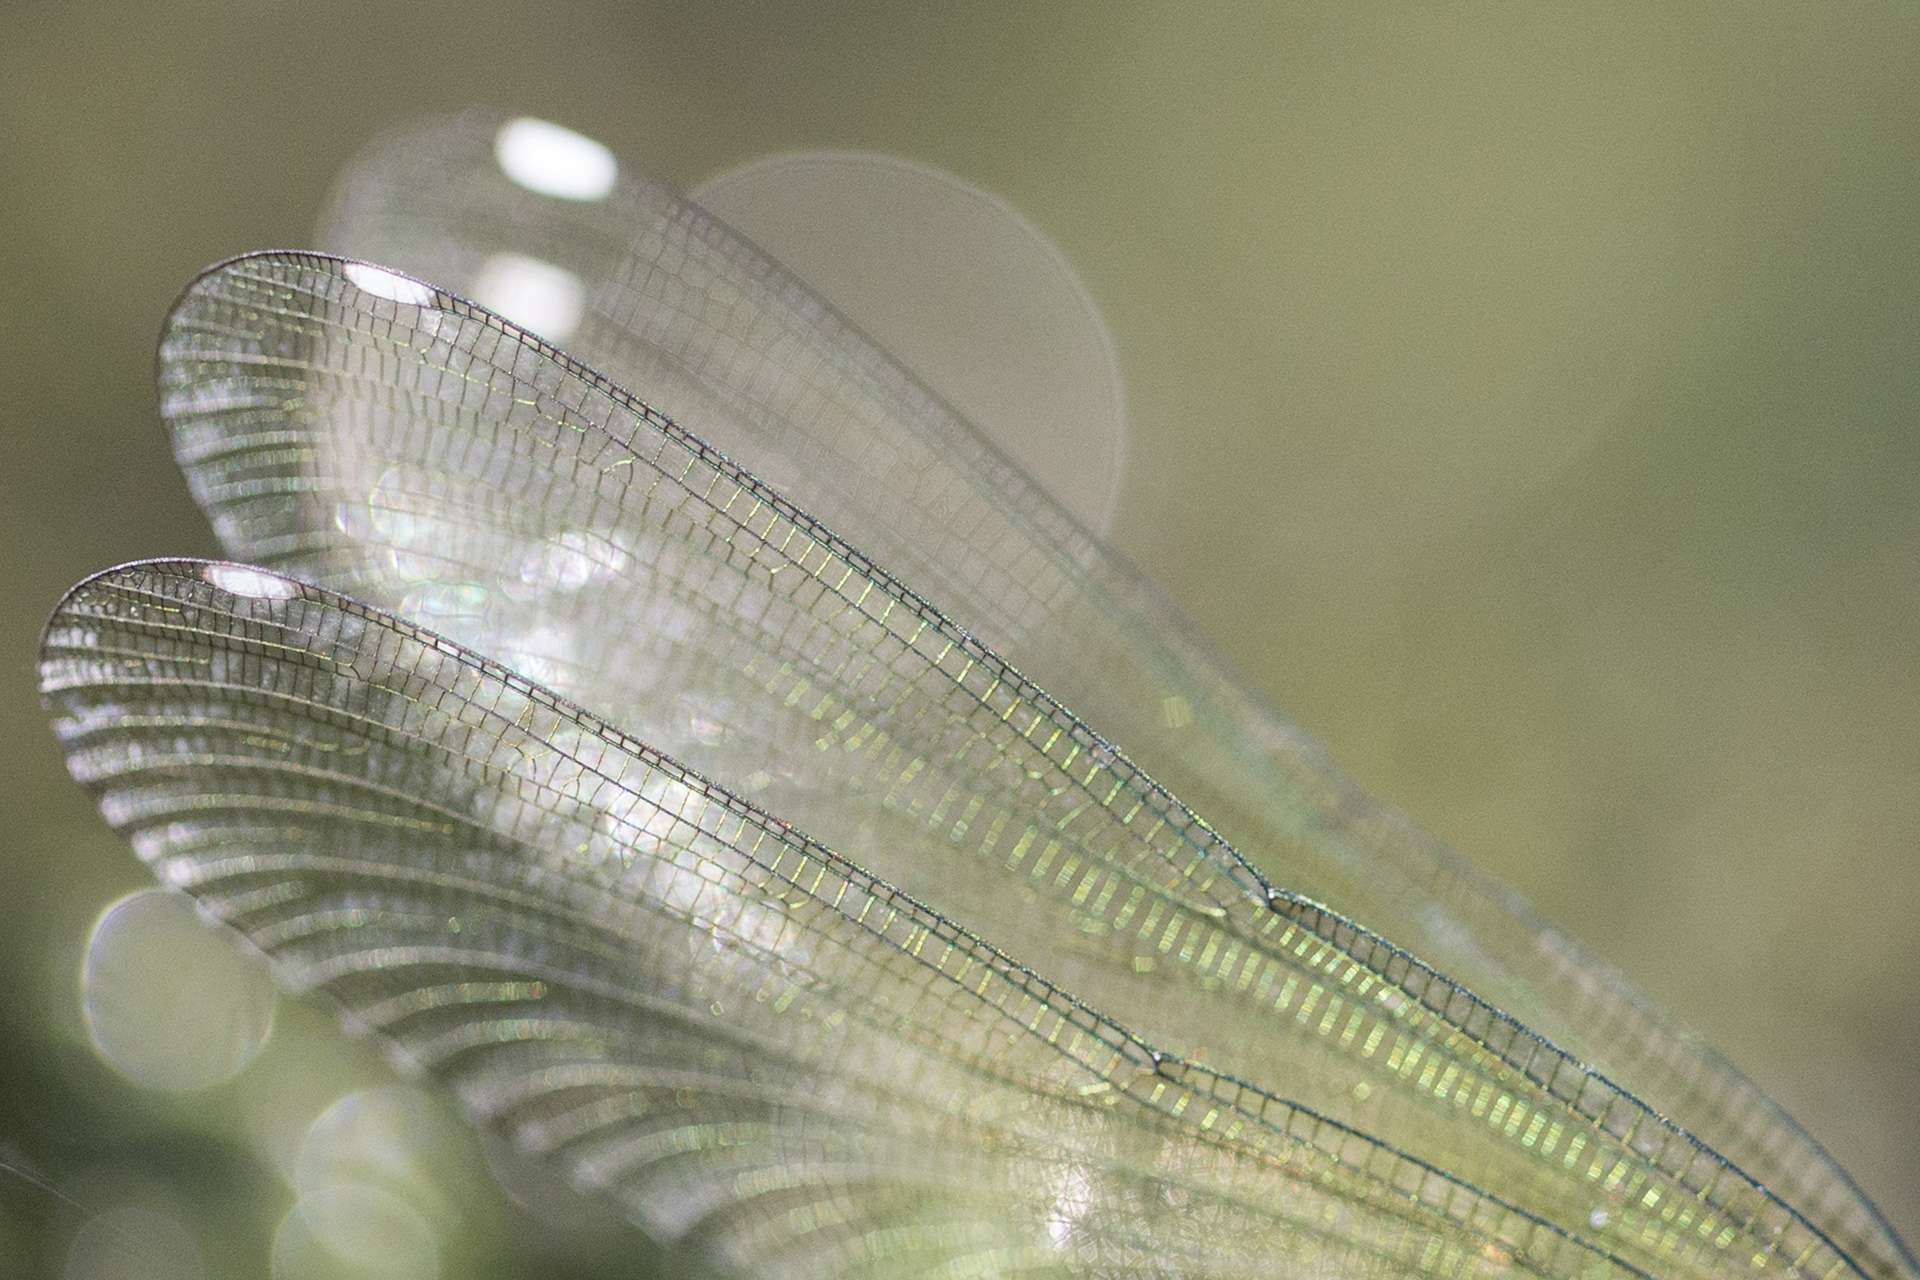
44, 559, 1652, 1280
33, 113, 1911, 1279
137, 247, 1906, 1279
306, 111, 1910, 1280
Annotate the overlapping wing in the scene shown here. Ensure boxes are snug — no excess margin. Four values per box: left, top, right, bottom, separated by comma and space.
299, 111, 1915, 1280
121, 248, 1887, 1278
47, 557, 1665, 1280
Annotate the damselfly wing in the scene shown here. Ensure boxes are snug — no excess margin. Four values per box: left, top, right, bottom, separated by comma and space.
38, 114, 1915, 1280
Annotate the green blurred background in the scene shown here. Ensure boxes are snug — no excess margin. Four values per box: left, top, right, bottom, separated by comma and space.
2, 1, 1915, 1274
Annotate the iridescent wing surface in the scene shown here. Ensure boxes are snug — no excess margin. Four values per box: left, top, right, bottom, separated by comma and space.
37, 113, 1915, 1280
307, 118, 1888, 1240
45, 556, 1654, 1279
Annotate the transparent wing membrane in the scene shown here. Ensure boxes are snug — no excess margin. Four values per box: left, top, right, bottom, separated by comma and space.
45, 559, 1647, 1279
126, 247, 1893, 1277
307, 113, 1912, 1280
35, 112, 1912, 1280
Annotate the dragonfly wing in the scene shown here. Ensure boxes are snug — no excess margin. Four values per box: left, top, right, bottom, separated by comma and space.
41, 557, 1660, 1280
142, 250, 1892, 1279
302, 112, 1916, 1280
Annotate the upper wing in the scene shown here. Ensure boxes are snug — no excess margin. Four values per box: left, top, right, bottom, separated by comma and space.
137, 247, 1887, 1278
299, 112, 1915, 1280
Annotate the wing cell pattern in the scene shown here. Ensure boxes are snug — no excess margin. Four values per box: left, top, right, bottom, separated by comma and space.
32, 116, 1912, 1280
47, 559, 1653, 1279
305, 113, 1912, 1280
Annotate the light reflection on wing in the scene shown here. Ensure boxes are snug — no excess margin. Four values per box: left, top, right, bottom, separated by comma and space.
31, 112, 1913, 1278
280, 115, 1920, 1274
46, 558, 1645, 1280
298, 119, 1911, 1280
